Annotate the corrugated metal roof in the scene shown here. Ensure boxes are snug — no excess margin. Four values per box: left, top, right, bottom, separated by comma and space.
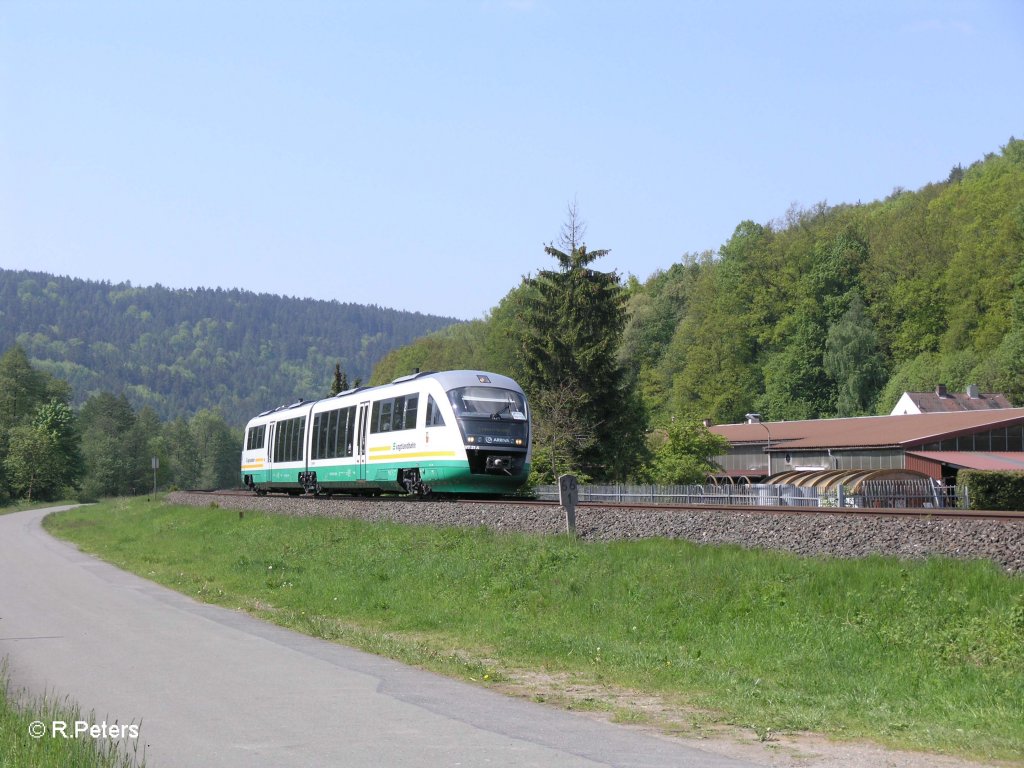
905, 451, 1024, 471
765, 468, 932, 491
710, 408, 1024, 450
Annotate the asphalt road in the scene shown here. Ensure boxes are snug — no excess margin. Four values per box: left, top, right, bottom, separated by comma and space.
0, 507, 761, 768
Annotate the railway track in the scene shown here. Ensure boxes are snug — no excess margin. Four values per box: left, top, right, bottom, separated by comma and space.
172, 490, 1024, 572
191, 488, 1024, 522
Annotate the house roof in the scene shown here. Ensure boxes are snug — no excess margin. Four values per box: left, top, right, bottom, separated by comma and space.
906, 451, 1024, 471
710, 408, 1024, 450
898, 390, 1012, 413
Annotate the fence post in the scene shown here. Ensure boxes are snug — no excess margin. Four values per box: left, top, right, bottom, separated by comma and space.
558, 474, 578, 537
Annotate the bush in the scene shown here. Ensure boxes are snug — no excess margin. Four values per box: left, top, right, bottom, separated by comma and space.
959, 470, 1024, 511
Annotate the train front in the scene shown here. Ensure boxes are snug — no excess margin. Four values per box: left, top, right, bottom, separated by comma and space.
446, 374, 531, 492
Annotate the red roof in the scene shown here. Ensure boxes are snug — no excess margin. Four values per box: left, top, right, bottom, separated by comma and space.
900, 391, 1012, 413
906, 451, 1024, 471
710, 408, 1024, 450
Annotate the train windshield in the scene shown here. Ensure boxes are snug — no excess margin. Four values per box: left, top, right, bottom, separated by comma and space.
448, 386, 529, 447
449, 387, 527, 420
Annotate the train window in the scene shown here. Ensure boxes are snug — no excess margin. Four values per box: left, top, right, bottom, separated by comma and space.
273, 416, 306, 463
325, 409, 339, 457
312, 412, 328, 460
245, 424, 266, 450
370, 395, 419, 432
448, 387, 527, 419
425, 395, 445, 427
342, 407, 355, 456
371, 400, 393, 433
312, 407, 356, 459
400, 395, 418, 430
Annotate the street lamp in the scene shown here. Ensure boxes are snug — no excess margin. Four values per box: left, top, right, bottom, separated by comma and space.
745, 413, 771, 475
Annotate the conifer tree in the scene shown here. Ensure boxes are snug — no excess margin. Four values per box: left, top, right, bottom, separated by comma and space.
517, 204, 646, 480
329, 362, 349, 396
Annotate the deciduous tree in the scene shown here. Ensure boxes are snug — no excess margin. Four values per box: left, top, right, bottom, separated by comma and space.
824, 292, 886, 416
647, 419, 730, 485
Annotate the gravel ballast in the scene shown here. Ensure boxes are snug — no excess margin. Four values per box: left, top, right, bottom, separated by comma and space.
166, 492, 1024, 574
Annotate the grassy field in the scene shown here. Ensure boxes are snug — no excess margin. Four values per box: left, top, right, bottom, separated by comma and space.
44, 498, 1024, 763
0, 664, 144, 768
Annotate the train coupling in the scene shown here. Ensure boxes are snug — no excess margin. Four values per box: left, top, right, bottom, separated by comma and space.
485, 455, 514, 475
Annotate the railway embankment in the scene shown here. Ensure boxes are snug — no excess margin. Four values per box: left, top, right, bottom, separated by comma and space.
167, 491, 1024, 574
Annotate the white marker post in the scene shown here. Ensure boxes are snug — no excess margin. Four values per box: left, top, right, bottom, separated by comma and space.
151, 457, 159, 501
558, 474, 578, 537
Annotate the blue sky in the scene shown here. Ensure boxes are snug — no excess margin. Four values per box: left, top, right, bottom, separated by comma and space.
2, 1, 1022, 320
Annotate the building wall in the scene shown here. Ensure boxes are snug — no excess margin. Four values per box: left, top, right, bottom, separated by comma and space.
779, 449, 905, 472
891, 393, 922, 415
904, 454, 944, 481
717, 446, 906, 476
716, 445, 768, 474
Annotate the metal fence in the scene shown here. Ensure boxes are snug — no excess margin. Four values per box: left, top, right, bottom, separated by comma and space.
534, 479, 968, 509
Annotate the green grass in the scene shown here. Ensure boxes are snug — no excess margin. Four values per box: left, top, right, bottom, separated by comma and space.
1, 663, 144, 768
44, 498, 1024, 763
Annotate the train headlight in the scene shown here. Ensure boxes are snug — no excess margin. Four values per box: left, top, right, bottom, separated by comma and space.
515, 438, 523, 446
467, 436, 476, 443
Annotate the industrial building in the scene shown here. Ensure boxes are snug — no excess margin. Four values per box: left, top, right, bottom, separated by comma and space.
709, 408, 1024, 485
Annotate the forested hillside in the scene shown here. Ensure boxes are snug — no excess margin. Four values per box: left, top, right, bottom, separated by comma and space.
0, 273, 458, 425
373, 138, 1024, 428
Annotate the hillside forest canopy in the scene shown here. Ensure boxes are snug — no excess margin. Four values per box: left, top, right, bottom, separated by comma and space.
0, 274, 458, 426
0, 138, 1021, 498
373, 138, 1023, 479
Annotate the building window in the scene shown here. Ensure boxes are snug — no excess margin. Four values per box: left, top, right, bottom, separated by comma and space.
1008, 426, 1023, 451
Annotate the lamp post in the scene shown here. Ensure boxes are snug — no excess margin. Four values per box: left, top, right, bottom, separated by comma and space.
745, 413, 771, 476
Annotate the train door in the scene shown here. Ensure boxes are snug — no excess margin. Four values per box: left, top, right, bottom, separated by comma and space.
355, 401, 370, 481
265, 422, 276, 485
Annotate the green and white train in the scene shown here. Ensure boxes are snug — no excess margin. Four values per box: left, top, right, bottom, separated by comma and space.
240, 370, 531, 496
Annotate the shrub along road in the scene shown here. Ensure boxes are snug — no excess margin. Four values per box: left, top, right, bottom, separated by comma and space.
0, 507, 756, 768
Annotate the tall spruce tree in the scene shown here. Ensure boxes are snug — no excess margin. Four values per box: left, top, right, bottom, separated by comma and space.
518, 205, 646, 480
329, 362, 349, 396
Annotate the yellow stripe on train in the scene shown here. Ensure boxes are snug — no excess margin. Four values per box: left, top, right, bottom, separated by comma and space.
368, 451, 457, 462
